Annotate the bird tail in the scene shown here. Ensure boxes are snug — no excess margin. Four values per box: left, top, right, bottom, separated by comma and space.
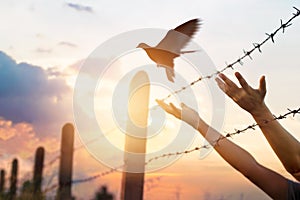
165, 67, 175, 82
180, 50, 200, 54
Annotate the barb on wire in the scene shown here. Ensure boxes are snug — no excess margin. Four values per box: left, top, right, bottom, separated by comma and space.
253, 43, 262, 53
293, 6, 300, 16
160, 7, 300, 101
145, 107, 300, 165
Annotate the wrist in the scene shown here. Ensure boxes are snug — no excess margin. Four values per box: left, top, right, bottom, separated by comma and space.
189, 115, 201, 130
250, 103, 273, 122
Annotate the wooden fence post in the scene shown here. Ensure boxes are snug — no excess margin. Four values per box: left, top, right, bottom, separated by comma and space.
56, 123, 74, 200
33, 146, 45, 198
121, 71, 150, 200
8, 158, 18, 200
0, 169, 5, 196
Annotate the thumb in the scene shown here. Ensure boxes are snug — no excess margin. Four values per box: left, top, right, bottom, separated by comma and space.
259, 75, 266, 97
180, 103, 191, 112
180, 102, 186, 108
180, 102, 196, 114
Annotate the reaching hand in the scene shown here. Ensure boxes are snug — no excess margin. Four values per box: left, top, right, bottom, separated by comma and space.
156, 99, 200, 130
215, 72, 267, 116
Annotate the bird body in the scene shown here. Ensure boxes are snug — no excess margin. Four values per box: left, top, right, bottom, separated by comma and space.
137, 18, 201, 82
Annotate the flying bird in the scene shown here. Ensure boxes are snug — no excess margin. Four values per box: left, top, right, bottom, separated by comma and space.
137, 18, 201, 82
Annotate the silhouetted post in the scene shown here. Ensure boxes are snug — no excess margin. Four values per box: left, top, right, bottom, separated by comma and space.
56, 123, 74, 200
33, 146, 45, 198
121, 71, 150, 200
8, 158, 18, 200
0, 169, 5, 195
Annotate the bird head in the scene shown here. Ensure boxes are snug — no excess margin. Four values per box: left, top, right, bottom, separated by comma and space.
136, 43, 150, 49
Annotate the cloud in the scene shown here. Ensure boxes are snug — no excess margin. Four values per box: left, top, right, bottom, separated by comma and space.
66, 3, 93, 13
0, 51, 72, 137
67, 59, 84, 73
58, 41, 77, 48
35, 47, 52, 54
0, 118, 61, 186
0, 119, 59, 158
66, 58, 123, 79
0, 119, 30, 141
47, 67, 65, 77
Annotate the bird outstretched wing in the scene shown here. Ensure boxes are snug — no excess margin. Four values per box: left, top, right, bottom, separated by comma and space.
156, 18, 201, 54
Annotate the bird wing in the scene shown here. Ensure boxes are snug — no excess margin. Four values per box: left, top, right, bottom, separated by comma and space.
156, 19, 201, 54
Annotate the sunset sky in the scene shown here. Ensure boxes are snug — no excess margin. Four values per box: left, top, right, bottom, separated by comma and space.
0, 1, 300, 200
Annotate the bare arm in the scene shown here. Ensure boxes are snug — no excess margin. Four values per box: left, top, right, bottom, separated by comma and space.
216, 72, 300, 181
156, 100, 288, 199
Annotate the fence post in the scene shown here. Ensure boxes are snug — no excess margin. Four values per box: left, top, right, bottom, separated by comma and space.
0, 169, 5, 196
33, 146, 45, 198
8, 158, 18, 200
121, 71, 150, 200
56, 123, 74, 200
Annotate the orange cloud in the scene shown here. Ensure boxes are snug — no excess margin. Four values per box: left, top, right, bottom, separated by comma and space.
0, 119, 60, 160
0, 119, 34, 141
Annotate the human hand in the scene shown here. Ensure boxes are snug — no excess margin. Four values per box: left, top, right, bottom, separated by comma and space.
156, 99, 200, 130
215, 72, 267, 116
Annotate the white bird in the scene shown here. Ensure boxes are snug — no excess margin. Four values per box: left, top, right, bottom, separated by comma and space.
137, 18, 201, 82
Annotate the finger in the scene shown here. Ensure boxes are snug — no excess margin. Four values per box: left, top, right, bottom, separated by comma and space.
180, 102, 187, 108
180, 102, 197, 114
218, 73, 238, 89
155, 99, 166, 107
170, 103, 180, 111
259, 75, 267, 97
156, 99, 180, 118
215, 77, 236, 98
180, 102, 190, 114
155, 99, 172, 112
235, 72, 252, 93
170, 103, 182, 118
215, 77, 226, 92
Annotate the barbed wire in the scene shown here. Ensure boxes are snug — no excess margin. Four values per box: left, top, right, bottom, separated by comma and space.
43, 168, 58, 193
72, 127, 118, 152
43, 183, 58, 194
43, 164, 125, 193
43, 107, 300, 194
72, 164, 125, 185
43, 128, 117, 168
10, 7, 300, 197
160, 7, 300, 101
43, 166, 161, 194
215, 108, 300, 142
145, 107, 300, 165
